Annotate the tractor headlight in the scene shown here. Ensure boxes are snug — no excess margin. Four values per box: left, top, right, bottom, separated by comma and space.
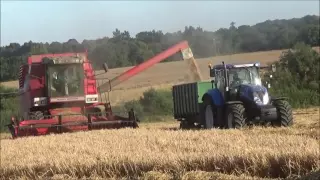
253, 92, 269, 105
262, 92, 269, 105
253, 92, 263, 105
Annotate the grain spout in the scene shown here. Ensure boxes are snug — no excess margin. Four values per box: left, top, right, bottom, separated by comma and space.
181, 47, 203, 82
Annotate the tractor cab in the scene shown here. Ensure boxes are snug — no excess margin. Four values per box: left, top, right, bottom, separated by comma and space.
210, 62, 262, 87
209, 62, 268, 103
198, 61, 293, 130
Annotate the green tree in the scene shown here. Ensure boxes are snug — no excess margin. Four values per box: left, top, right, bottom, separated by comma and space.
0, 15, 319, 82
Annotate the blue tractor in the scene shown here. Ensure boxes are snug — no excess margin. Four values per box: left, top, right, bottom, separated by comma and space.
172, 61, 293, 129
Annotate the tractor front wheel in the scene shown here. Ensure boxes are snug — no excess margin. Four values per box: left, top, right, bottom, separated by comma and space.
225, 104, 246, 129
272, 100, 293, 127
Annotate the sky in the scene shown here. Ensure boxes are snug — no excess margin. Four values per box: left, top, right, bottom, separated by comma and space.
1, 0, 319, 46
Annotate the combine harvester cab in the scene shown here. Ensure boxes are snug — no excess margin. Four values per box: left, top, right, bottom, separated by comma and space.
6, 41, 194, 138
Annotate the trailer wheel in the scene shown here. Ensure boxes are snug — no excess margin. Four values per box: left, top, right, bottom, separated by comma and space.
225, 104, 246, 129
272, 100, 293, 127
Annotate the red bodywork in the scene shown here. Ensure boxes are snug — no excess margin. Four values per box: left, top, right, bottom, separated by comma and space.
8, 41, 192, 138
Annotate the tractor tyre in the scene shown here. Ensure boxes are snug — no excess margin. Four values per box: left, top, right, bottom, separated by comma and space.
272, 100, 293, 127
202, 96, 216, 129
29, 111, 44, 120
225, 104, 246, 129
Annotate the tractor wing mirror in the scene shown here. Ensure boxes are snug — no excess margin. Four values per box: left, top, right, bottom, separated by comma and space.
210, 71, 215, 77
209, 68, 215, 77
103, 63, 109, 73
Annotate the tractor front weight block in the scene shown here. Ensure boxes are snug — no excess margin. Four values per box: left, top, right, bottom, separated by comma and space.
255, 105, 278, 123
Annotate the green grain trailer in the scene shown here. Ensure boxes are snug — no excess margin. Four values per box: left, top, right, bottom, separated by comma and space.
172, 81, 213, 129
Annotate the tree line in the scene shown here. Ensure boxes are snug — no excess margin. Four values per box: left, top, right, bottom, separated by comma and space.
1, 15, 319, 82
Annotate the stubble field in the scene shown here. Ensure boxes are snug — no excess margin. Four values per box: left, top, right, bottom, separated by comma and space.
0, 108, 319, 180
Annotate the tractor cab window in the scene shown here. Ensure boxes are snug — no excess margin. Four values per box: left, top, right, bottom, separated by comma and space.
228, 67, 261, 88
47, 64, 84, 97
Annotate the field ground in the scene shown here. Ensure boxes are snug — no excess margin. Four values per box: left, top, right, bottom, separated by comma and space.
0, 107, 319, 180
1, 47, 319, 105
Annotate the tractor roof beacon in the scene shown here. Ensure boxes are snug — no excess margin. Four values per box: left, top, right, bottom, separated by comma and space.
172, 61, 293, 130
4, 41, 194, 138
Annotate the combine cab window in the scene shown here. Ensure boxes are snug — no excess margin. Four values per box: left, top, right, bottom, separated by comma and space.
47, 64, 84, 97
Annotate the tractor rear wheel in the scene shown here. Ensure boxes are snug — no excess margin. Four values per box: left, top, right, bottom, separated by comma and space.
225, 104, 246, 129
202, 96, 217, 129
29, 111, 44, 120
272, 100, 293, 127
204, 104, 215, 129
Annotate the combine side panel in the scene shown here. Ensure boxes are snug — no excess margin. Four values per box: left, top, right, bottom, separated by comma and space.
83, 61, 98, 95
19, 65, 28, 89
19, 65, 29, 117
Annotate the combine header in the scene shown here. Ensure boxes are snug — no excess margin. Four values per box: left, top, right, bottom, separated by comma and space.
4, 41, 193, 138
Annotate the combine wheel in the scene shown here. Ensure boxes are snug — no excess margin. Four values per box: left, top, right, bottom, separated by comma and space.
29, 111, 44, 120
225, 104, 246, 129
272, 100, 293, 127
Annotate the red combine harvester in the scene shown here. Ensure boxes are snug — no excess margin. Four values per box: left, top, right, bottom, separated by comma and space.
4, 40, 193, 138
